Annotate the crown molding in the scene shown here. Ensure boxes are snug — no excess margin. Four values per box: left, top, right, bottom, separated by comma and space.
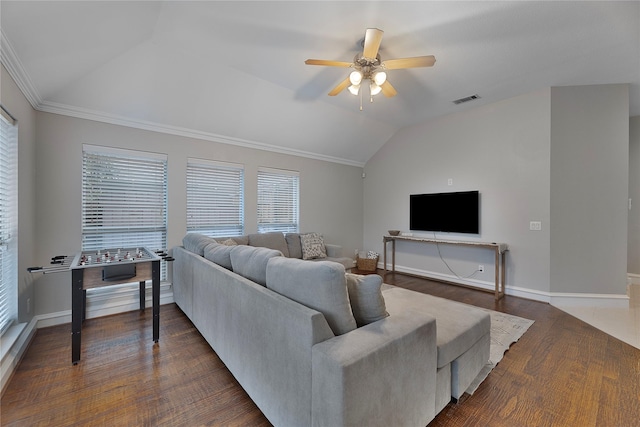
0, 29, 42, 109
38, 100, 365, 167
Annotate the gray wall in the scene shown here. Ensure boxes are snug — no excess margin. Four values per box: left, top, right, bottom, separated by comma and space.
629, 116, 640, 274
1, 64, 37, 324
364, 89, 552, 297
550, 84, 629, 295
32, 112, 364, 315
364, 84, 631, 299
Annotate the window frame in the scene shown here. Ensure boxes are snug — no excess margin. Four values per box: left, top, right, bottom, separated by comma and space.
257, 167, 299, 234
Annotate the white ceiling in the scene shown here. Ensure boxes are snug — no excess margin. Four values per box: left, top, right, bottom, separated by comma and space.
2, 1, 639, 166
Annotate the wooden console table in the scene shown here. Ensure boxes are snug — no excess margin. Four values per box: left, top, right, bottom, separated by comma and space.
382, 235, 509, 300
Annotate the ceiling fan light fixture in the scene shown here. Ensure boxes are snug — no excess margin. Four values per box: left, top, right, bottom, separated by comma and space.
348, 84, 360, 95
373, 71, 387, 86
349, 70, 363, 85
370, 82, 382, 96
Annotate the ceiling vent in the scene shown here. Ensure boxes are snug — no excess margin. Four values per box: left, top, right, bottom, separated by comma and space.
452, 94, 480, 105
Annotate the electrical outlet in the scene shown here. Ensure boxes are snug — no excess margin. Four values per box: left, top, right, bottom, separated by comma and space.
447, 178, 453, 186
529, 221, 542, 231
478, 265, 484, 273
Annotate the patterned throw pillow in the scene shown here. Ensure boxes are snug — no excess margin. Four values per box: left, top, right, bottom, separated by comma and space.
300, 232, 327, 260
219, 238, 238, 246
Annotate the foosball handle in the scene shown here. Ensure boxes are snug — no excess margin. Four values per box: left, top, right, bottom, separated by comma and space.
27, 266, 43, 272
163, 257, 175, 262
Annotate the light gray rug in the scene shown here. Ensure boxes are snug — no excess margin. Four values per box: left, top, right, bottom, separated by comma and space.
465, 309, 534, 395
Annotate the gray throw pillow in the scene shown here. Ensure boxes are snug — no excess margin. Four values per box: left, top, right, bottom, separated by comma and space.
230, 246, 282, 286
285, 233, 303, 259
266, 258, 356, 335
345, 273, 389, 326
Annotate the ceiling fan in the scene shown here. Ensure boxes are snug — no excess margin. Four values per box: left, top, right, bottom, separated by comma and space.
305, 28, 436, 104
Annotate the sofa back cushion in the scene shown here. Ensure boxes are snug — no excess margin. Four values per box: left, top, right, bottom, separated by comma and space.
215, 235, 249, 246
203, 242, 234, 270
265, 258, 357, 335
230, 245, 282, 286
183, 233, 217, 256
248, 232, 289, 257
284, 233, 303, 259
345, 273, 389, 326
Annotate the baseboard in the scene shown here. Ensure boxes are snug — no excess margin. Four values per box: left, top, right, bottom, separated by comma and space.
1, 317, 37, 395
381, 263, 550, 303
549, 292, 630, 308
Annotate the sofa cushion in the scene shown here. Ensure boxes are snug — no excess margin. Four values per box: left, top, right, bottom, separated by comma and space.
248, 232, 289, 257
266, 258, 357, 335
345, 273, 389, 326
383, 287, 490, 368
230, 245, 282, 286
285, 233, 303, 259
203, 242, 234, 270
183, 233, 217, 256
300, 232, 327, 260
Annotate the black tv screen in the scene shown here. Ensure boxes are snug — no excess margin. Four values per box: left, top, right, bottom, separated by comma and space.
410, 191, 479, 234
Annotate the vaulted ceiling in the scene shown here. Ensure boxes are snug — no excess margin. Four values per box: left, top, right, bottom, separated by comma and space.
2, 1, 639, 166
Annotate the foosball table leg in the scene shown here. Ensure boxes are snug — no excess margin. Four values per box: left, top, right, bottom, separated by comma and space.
71, 269, 83, 365
139, 281, 146, 310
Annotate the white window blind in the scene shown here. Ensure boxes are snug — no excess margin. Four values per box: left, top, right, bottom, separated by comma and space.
187, 159, 244, 237
82, 145, 168, 279
0, 107, 18, 335
257, 167, 299, 234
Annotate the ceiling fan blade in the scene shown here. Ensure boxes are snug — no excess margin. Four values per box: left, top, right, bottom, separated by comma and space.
362, 28, 384, 60
383, 55, 436, 70
328, 77, 351, 96
380, 81, 398, 98
305, 59, 353, 67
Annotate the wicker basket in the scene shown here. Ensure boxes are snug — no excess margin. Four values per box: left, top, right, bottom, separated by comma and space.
356, 255, 379, 272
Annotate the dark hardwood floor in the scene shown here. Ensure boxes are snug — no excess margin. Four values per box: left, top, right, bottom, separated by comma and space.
2, 271, 639, 426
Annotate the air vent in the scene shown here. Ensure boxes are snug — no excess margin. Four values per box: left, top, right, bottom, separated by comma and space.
452, 94, 480, 105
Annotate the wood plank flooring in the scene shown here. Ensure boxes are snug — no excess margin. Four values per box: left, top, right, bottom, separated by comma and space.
2, 271, 639, 426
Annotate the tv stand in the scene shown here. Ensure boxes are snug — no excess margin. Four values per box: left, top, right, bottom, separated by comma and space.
382, 235, 508, 300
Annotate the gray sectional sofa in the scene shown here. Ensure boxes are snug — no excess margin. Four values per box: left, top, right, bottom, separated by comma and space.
172, 232, 490, 427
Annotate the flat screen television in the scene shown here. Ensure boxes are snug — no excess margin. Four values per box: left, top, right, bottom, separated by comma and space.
410, 191, 479, 234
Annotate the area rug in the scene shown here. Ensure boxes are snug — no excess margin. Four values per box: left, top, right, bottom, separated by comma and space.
465, 309, 534, 395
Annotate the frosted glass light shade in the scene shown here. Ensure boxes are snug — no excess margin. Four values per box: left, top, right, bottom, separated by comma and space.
370, 82, 382, 96
373, 71, 387, 85
349, 70, 363, 85
348, 84, 360, 95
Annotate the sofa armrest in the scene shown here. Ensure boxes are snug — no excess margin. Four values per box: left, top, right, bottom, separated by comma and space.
311, 310, 438, 427
324, 243, 342, 258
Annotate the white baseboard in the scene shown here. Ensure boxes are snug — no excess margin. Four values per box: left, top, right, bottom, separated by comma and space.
1, 317, 37, 394
381, 263, 550, 303
550, 293, 630, 308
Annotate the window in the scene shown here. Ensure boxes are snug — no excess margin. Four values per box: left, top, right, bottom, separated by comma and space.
257, 168, 299, 233
187, 159, 244, 237
0, 107, 18, 335
82, 145, 168, 279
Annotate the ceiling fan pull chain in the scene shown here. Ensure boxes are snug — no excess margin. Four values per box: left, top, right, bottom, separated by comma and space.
360, 89, 363, 111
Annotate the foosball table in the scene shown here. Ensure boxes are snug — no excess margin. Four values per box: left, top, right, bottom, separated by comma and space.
29, 247, 173, 364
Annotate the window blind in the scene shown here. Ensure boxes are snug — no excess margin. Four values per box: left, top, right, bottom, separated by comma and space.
187, 159, 244, 237
0, 108, 18, 335
82, 145, 168, 279
257, 167, 299, 234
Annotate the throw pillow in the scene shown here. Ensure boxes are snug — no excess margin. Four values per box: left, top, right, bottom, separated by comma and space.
284, 233, 303, 259
345, 273, 389, 326
220, 238, 238, 246
266, 258, 356, 335
300, 232, 327, 260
